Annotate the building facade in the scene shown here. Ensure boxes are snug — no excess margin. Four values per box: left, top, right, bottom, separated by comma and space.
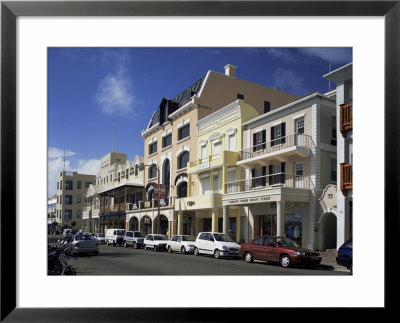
47, 194, 57, 234
83, 152, 144, 233
126, 64, 299, 238
219, 92, 337, 250
324, 62, 353, 248
55, 171, 96, 230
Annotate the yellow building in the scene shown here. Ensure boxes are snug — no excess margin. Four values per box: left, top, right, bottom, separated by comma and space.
175, 100, 259, 242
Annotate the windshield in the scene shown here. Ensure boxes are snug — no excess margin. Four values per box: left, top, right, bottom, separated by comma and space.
98, 234, 105, 237
276, 237, 298, 247
116, 230, 125, 235
76, 235, 94, 241
134, 232, 147, 238
214, 233, 234, 242
154, 235, 167, 241
182, 236, 196, 242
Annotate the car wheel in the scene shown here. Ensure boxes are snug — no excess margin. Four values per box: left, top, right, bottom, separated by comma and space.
181, 246, 186, 254
194, 247, 199, 256
113, 240, 116, 247
244, 251, 253, 263
106, 240, 109, 246
154, 245, 158, 252
133, 242, 137, 249
124, 241, 127, 248
280, 254, 291, 268
168, 246, 172, 253
144, 244, 148, 250
94, 251, 99, 256
214, 249, 221, 259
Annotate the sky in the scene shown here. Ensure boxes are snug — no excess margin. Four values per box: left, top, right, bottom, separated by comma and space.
48, 47, 352, 197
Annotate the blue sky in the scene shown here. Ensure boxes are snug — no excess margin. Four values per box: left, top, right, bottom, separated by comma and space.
48, 47, 352, 197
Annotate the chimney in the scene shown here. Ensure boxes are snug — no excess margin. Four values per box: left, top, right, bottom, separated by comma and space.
224, 64, 237, 77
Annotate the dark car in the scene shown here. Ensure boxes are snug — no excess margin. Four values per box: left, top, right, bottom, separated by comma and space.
239, 236, 322, 268
336, 238, 352, 273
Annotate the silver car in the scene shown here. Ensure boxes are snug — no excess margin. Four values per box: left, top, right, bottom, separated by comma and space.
94, 233, 106, 244
70, 234, 99, 256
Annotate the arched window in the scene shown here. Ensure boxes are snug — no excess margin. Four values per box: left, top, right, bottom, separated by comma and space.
162, 159, 170, 205
178, 151, 189, 170
149, 164, 157, 179
177, 181, 187, 198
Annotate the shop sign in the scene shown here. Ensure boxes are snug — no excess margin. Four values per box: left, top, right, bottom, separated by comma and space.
197, 162, 209, 171
228, 196, 271, 205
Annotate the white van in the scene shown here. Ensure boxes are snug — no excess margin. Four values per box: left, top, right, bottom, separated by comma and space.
194, 232, 241, 259
105, 228, 126, 246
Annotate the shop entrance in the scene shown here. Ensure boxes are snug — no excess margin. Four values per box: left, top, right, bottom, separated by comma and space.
259, 215, 277, 236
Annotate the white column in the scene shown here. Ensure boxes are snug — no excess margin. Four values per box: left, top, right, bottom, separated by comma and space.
222, 206, 229, 234
277, 201, 285, 236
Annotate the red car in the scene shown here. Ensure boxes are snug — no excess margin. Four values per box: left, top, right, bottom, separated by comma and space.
239, 236, 322, 268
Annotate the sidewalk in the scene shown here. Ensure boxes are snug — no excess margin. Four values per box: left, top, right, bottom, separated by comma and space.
319, 249, 350, 273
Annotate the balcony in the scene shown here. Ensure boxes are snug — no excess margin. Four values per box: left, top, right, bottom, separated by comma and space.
340, 103, 352, 135
188, 151, 238, 174
237, 134, 312, 168
340, 163, 352, 194
225, 173, 313, 193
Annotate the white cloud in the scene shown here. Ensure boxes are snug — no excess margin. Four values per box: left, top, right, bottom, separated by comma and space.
47, 147, 100, 198
266, 48, 299, 63
298, 48, 352, 64
94, 72, 135, 116
272, 68, 308, 96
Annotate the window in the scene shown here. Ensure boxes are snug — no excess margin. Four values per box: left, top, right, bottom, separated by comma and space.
77, 181, 81, 189
149, 141, 157, 155
178, 124, 190, 141
199, 233, 207, 240
65, 180, 73, 190
149, 164, 157, 179
126, 169, 129, 180
118, 172, 121, 182
135, 164, 139, 176
331, 116, 337, 146
212, 141, 221, 159
77, 195, 81, 204
57, 182, 59, 190
271, 123, 286, 146
178, 151, 189, 170
269, 163, 285, 185
296, 119, 304, 134
228, 133, 236, 151
162, 134, 172, 148
237, 93, 244, 100
60, 180, 62, 189
76, 210, 81, 218
213, 175, 220, 192
331, 159, 337, 181
295, 162, 304, 188
85, 182, 92, 187
253, 130, 266, 152
264, 101, 271, 113
177, 182, 187, 198
200, 177, 210, 195
65, 195, 73, 205
251, 167, 266, 187
200, 145, 207, 162
65, 209, 72, 220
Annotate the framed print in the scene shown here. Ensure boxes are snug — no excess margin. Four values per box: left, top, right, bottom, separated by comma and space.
1, 0, 398, 321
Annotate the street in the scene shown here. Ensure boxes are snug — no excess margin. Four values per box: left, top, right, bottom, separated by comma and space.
49, 237, 349, 276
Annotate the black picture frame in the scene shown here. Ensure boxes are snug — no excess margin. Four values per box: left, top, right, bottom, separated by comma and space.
1, 1, 398, 321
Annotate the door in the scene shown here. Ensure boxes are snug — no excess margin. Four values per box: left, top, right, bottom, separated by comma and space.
260, 215, 276, 236
249, 236, 264, 260
296, 118, 305, 146
174, 236, 182, 252
295, 162, 304, 188
262, 236, 278, 261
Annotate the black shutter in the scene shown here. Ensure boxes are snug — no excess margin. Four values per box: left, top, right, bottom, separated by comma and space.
253, 133, 257, 152
251, 169, 256, 188
281, 162, 286, 184
271, 127, 275, 147
268, 165, 273, 186
262, 166, 267, 186
262, 130, 266, 149
281, 123, 286, 144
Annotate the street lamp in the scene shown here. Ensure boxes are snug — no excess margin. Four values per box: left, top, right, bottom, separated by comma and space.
138, 162, 161, 234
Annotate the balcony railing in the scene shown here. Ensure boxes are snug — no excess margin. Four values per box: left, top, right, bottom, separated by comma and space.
340, 103, 353, 135
340, 163, 352, 193
225, 173, 313, 193
238, 133, 312, 161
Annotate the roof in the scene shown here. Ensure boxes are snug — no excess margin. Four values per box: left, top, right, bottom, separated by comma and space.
145, 76, 206, 131
323, 62, 353, 83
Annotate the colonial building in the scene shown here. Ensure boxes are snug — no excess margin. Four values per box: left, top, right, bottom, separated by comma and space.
323, 62, 353, 248
82, 152, 144, 233
220, 92, 338, 250
56, 171, 96, 230
126, 64, 299, 238
176, 99, 260, 241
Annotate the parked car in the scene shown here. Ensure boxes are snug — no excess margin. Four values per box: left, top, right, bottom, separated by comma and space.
105, 228, 126, 246
143, 234, 168, 251
123, 231, 147, 249
193, 232, 240, 259
94, 233, 106, 244
166, 235, 196, 254
239, 236, 322, 268
69, 234, 99, 256
336, 237, 352, 273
